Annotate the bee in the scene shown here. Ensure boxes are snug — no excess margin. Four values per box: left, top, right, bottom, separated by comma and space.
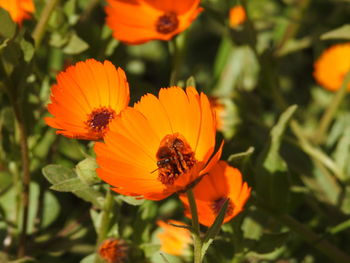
151, 134, 196, 185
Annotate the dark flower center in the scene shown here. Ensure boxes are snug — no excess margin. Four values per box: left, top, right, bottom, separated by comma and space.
156, 12, 179, 34
86, 107, 116, 133
155, 133, 196, 185
211, 198, 234, 216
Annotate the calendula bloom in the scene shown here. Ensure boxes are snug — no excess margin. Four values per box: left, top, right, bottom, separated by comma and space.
0, 0, 35, 24
180, 161, 251, 227
229, 5, 246, 28
45, 59, 130, 140
95, 87, 223, 200
313, 43, 350, 91
157, 220, 192, 256
105, 0, 203, 44
98, 238, 128, 263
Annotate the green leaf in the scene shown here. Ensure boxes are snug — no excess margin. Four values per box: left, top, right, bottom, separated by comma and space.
228, 146, 255, 163
0, 8, 16, 39
333, 126, 350, 178
20, 38, 34, 62
140, 243, 161, 258
202, 199, 229, 258
213, 45, 260, 95
116, 195, 144, 206
186, 76, 196, 88
42, 164, 77, 185
256, 105, 297, 212
75, 157, 101, 185
328, 218, 350, 235
80, 253, 96, 263
264, 106, 297, 173
0, 171, 12, 194
63, 32, 89, 55
321, 24, 350, 40
49, 177, 86, 192
41, 190, 61, 229
42, 165, 103, 208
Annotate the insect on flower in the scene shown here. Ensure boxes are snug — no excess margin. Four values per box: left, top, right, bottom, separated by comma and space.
94, 87, 223, 200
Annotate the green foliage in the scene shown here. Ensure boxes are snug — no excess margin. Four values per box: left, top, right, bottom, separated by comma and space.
42, 164, 103, 208
321, 24, 350, 40
1, 0, 350, 262
256, 105, 297, 213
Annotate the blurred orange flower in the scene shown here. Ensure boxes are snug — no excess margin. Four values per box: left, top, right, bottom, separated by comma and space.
157, 220, 192, 256
209, 96, 225, 131
105, 0, 203, 44
180, 161, 251, 227
98, 238, 128, 263
0, 0, 35, 24
313, 43, 350, 91
45, 59, 130, 140
95, 87, 223, 200
229, 5, 246, 28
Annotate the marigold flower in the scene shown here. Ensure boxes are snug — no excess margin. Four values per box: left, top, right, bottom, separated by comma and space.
180, 161, 251, 227
229, 5, 246, 28
157, 220, 192, 256
313, 43, 350, 91
98, 238, 128, 263
95, 87, 223, 200
105, 0, 203, 44
45, 59, 130, 140
0, 0, 35, 24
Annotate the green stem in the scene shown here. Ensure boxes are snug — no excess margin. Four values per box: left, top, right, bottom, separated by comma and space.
16, 105, 30, 258
314, 71, 350, 144
95, 189, 114, 263
32, 0, 60, 48
186, 189, 202, 263
169, 32, 187, 86
0, 61, 30, 258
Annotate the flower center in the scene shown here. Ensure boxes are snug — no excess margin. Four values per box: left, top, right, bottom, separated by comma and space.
156, 12, 179, 34
86, 107, 116, 133
155, 133, 197, 185
211, 198, 234, 216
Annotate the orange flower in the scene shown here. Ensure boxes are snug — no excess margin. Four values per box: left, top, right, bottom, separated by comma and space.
209, 96, 225, 131
98, 238, 128, 263
0, 0, 35, 24
180, 161, 251, 227
157, 220, 192, 256
94, 87, 223, 200
45, 59, 130, 140
229, 5, 246, 28
105, 0, 203, 44
313, 43, 350, 91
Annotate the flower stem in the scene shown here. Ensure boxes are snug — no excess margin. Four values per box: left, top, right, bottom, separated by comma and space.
313, 71, 350, 144
16, 106, 30, 258
94, 189, 114, 263
186, 189, 202, 263
169, 32, 187, 86
32, 0, 60, 48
